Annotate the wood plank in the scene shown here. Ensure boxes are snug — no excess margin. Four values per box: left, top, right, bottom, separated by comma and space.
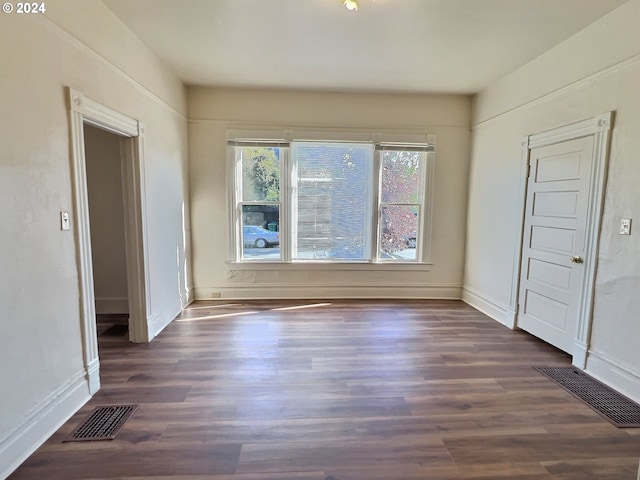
9, 300, 640, 480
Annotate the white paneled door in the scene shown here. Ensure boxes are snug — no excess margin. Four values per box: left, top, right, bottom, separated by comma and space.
518, 136, 595, 353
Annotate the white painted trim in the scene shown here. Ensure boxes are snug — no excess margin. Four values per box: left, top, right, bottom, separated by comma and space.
226, 145, 238, 262
184, 286, 195, 306
70, 90, 138, 136
223, 126, 440, 143
68, 99, 101, 394
226, 261, 433, 272
121, 128, 152, 343
577, 114, 613, 352
508, 137, 531, 322
422, 150, 436, 264
85, 358, 100, 396
527, 113, 612, 149
503, 307, 517, 330
68, 88, 152, 357
148, 305, 182, 339
371, 150, 383, 263
227, 131, 436, 266
462, 287, 513, 327
572, 342, 589, 370
586, 349, 640, 404
513, 112, 613, 361
0, 371, 90, 480
194, 284, 462, 300
95, 297, 129, 314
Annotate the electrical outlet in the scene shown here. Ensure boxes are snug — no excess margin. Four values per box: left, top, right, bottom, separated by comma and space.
60, 211, 70, 231
211, 292, 221, 298
620, 218, 632, 235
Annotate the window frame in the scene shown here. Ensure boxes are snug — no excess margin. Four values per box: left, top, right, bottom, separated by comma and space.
290, 141, 375, 263
228, 133, 434, 267
374, 145, 433, 264
228, 140, 290, 263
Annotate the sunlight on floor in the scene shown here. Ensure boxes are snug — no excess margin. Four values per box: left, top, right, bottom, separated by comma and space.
176, 311, 260, 322
271, 302, 333, 311
177, 301, 332, 322
183, 303, 243, 310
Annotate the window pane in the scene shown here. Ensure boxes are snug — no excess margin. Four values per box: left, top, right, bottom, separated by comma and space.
241, 205, 280, 260
381, 151, 423, 204
241, 147, 280, 202
379, 205, 418, 261
293, 143, 372, 261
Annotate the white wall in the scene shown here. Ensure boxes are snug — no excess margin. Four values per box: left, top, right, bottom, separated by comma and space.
84, 125, 129, 314
188, 87, 471, 300
0, 1, 190, 477
465, 0, 640, 400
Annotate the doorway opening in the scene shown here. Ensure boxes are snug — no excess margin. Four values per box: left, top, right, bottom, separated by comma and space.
68, 88, 150, 395
84, 124, 130, 339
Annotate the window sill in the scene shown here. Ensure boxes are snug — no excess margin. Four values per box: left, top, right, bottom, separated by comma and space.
226, 261, 433, 272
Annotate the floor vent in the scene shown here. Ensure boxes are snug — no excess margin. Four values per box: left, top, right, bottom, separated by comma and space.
64, 405, 138, 442
535, 367, 640, 427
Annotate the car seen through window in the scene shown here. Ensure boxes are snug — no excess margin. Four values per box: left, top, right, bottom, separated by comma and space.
242, 225, 280, 248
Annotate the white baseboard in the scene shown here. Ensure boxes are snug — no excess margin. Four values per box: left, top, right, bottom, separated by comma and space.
193, 284, 463, 301
461, 286, 513, 327
586, 349, 640, 404
86, 357, 101, 395
148, 305, 183, 340
572, 341, 589, 370
95, 297, 128, 314
183, 287, 194, 308
0, 372, 91, 480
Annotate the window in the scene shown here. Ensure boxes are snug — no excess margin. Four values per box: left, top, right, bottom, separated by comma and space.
292, 143, 373, 260
234, 145, 284, 261
230, 137, 433, 264
377, 147, 427, 262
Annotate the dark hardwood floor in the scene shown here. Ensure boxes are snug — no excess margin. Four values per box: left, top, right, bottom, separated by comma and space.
9, 300, 640, 479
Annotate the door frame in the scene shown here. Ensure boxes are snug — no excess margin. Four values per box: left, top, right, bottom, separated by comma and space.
510, 112, 613, 369
68, 87, 150, 394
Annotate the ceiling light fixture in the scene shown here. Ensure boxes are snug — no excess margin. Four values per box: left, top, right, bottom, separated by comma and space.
344, 0, 358, 11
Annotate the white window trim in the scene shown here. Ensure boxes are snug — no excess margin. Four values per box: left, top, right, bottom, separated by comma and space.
225, 261, 433, 271
227, 129, 435, 267
374, 146, 433, 264
227, 140, 290, 263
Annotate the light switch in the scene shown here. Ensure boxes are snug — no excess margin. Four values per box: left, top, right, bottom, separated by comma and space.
60, 211, 70, 231
620, 218, 631, 235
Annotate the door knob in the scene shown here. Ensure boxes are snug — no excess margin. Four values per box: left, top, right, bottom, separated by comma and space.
569, 255, 584, 264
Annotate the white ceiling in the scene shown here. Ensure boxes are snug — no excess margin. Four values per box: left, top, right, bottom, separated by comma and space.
102, 0, 628, 94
